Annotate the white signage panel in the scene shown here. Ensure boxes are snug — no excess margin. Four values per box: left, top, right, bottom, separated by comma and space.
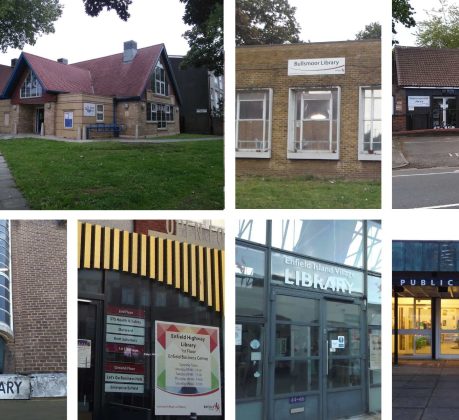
155, 321, 222, 416
106, 324, 145, 336
83, 103, 96, 116
408, 96, 430, 110
78, 339, 91, 368
104, 383, 144, 393
106, 333, 145, 345
235, 324, 242, 345
106, 315, 146, 327
288, 57, 345, 76
0, 375, 30, 400
105, 373, 144, 384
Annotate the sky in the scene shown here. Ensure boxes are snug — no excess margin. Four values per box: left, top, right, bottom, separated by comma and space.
289, 0, 385, 42
0, 0, 190, 65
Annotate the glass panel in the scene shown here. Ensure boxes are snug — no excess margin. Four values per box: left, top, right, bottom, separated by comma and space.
237, 121, 265, 148
78, 269, 104, 295
276, 325, 319, 357
396, 334, 432, 356
303, 100, 330, 120
274, 360, 319, 394
236, 323, 264, 398
368, 304, 381, 326
441, 300, 459, 330
397, 298, 431, 330
237, 220, 266, 244
367, 222, 381, 273
440, 333, 459, 355
327, 328, 360, 356
368, 327, 381, 385
327, 302, 360, 328
276, 295, 319, 323
236, 245, 265, 317
327, 359, 361, 388
271, 220, 364, 268
239, 100, 264, 120
300, 120, 330, 151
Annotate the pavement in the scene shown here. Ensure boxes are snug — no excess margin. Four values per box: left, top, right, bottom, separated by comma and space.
393, 360, 459, 420
0, 154, 28, 209
393, 135, 459, 208
338, 413, 381, 420
0, 398, 66, 420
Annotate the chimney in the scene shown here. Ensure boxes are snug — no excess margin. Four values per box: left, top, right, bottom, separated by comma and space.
123, 40, 137, 63
11, 58, 18, 68
57, 58, 68, 65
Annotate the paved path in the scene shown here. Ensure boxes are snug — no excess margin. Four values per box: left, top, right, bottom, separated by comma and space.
393, 360, 459, 420
0, 154, 28, 209
0, 398, 66, 420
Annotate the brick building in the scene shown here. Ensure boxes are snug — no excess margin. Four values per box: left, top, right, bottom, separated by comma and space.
0, 220, 67, 408
0, 41, 181, 139
393, 46, 459, 132
236, 40, 381, 180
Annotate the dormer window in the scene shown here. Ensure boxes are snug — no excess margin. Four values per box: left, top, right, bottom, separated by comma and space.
153, 63, 169, 96
20, 71, 43, 98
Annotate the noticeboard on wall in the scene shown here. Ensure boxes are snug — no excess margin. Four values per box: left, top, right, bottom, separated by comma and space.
155, 321, 222, 416
84, 103, 96, 117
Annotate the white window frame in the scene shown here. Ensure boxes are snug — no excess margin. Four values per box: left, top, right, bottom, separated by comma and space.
236, 88, 272, 159
64, 111, 74, 129
20, 71, 43, 99
154, 63, 167, 96
96, 104, 104, 122
358, 86, 382, 161
288, 87, 340, 160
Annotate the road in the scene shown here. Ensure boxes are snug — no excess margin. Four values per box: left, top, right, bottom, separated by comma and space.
393, 136, 459, 208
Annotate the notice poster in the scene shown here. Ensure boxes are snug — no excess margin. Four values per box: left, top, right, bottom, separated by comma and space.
78, 339, 91, 368
370, 333, 381, 370
155, 321, 222, 416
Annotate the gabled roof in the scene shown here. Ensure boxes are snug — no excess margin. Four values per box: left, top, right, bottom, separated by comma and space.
1, 43, 182, 103
395, 46, 459, 87
0, 64, 13, 95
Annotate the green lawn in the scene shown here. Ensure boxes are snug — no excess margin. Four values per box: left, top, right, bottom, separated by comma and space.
147, 133, 222, 140
0, 139, 223, 209
237, 177, 381, 209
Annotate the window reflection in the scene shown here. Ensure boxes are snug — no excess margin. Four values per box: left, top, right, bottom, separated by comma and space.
236, 220, 266, 244
271, 220, 364, 268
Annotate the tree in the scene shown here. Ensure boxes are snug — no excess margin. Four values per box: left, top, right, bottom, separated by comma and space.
0, 0, 63, 52
392, 0, 416, 44
180, 0, 224, 76
355, 22, 381, 40
236, 0, 301, 46
416, 0, 459, 48
83, 0, 132, 21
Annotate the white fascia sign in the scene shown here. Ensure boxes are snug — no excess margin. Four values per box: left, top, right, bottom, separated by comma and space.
407, 96, 430, 111
288, 57, 345, 76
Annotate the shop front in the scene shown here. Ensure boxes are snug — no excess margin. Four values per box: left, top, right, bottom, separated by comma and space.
236, 220, 381, 420
78, 222, 224, 420
392, 241, 459, 363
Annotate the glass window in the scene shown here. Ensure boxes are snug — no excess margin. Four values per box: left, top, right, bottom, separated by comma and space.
368, 327, 381, 386
359, 87, 381, 160
288, 88, 339, 159
397, 298, 431, 330
236, 89, 272, 157
271, 220, 364, 269
20, 71, 43, 98
147, 103, 169, 128
236, 220, 266, 244
96, 104, 104, 122
236, 323, 264, 399
276, 325, 319, 357
327, 359, 361, 388
367, 221, 381, 273
276, 295, 319, 323
441, 300, 459, 330
153, 63, 168, 96
274, 360, 319, 394
78, 269, 103, 295
327, 302, 360, 328
236, 245, 265, 317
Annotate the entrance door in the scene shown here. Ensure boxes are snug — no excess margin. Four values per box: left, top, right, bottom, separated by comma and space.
269, 290, 365, 420
35, 107, 44, 134
78, 300, 103, 420
324, 298, 365, 419
439, 299, 459, 358
433, 97, 456, 128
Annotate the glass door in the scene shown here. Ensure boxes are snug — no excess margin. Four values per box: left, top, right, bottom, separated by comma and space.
439, 299, 459, 358
324, 299, 365, 419
78, 300, 103, 420
396, 298, 432, 358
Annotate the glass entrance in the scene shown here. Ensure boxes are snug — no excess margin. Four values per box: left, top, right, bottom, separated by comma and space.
78, 300, 103, 420
440, 300, 459, 357
325, 299, 365, 419
433, 97, 456, 128
395, 298, 432, 358
35, 107, 44, 134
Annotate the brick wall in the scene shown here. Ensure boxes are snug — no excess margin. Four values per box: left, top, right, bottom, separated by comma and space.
134, 220, 175, 235
393, 87, 407, 132
5, 220, 67, 374
236, 40, 381, 180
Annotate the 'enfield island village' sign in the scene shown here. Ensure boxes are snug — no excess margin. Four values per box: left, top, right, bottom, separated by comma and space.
272, 252, 364, 295
288, 57, 345, 76
155, 321, 221, 416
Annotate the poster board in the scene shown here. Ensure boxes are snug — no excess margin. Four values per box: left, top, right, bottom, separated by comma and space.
155, 321, 222, 416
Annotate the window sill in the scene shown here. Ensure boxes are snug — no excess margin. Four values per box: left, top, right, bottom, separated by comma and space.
236, 151, 271, 159
287, 151, 339, 160
358, 153, 381, 161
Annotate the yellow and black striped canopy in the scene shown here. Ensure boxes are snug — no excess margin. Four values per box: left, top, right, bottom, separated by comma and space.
78, 222, 224, 314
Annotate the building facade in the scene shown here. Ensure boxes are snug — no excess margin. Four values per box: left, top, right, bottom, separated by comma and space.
0, 41, 181, 139
169, 57, 224, 135
393, 46, 459, 132
236, 40, 381, 180
0, 220, 67, 407
393, 241, 459, 362
78, 221, 225, 420
236, 220, 381, 420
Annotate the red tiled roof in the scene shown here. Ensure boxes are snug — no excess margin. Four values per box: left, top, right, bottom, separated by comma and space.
23, 52, 93, 94
395, 46, 459, 87
0, 64, 13, 93
73, 44, 163, 97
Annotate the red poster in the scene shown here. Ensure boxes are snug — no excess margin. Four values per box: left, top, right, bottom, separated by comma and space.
105, 343, 145, 356
107, 305, 145, 318
105, 362, 145, 375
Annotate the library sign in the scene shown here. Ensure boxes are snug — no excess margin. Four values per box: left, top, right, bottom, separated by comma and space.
288, 57, 345, 76
271, 252, 364, 295
155, 321, 221, 416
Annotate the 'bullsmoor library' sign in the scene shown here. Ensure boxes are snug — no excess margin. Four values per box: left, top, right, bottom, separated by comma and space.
288, 57, 345, 76
271, 252, 364, 295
